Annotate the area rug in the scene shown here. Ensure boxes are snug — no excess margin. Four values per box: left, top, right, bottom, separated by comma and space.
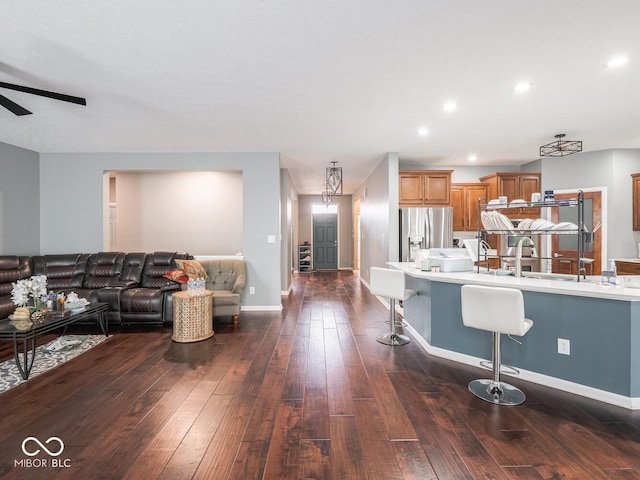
0, 335, 109, 395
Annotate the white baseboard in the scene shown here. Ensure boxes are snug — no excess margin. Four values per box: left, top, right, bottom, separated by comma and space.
403, 322, 640, 410
241, 305, 283, 312
281, 285, 292, 296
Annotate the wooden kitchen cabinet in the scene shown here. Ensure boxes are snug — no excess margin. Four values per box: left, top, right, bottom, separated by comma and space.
479, 172, 541, 217
632, 173, 640, 231
615, 260, 640, 275
451, 183, 488, 231
399, 170, 452, 206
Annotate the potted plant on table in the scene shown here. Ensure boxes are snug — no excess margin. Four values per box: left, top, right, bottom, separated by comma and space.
11, 275, 48, 324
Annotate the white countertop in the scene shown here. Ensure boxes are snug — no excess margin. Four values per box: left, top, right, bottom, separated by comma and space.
388, 262, 640, 301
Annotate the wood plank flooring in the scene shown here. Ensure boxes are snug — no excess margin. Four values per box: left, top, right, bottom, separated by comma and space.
1, 270, 640, 479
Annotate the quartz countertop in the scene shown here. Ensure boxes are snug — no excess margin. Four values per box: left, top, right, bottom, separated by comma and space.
387, 262, 640, 301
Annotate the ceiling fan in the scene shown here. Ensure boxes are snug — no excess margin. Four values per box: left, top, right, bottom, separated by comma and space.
0, 81, 86, 116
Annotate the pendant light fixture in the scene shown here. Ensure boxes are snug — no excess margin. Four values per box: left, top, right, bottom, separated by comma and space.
540, 134, 582, 157
326, 161, 343, 195
322, 188, 332, 207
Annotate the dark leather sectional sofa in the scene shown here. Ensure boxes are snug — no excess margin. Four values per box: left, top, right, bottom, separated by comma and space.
0, 251, 191, 326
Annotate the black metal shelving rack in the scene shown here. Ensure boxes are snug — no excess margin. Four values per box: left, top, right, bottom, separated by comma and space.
475, 191, 587, 281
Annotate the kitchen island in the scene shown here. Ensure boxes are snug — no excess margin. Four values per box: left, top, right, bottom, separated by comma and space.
388, 262, 640, 409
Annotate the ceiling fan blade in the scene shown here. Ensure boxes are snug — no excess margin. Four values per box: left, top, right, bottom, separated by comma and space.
0, 81, 86, 106
0, 93, 32, 116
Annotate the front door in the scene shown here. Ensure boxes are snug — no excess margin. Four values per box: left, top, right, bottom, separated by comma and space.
550, 190, 602, 275
313, 213, 338, 270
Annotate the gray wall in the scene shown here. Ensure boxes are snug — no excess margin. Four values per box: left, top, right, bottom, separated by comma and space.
353, 152, 399, 285
39, 152, 282, 309
0, 141, 40, 255
536, 149, 639, 259
297, 194, 353, 270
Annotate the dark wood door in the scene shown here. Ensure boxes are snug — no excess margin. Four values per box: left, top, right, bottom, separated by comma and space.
632, 173, 640, 231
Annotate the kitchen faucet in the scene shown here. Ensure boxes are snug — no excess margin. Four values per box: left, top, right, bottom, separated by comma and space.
515, 237, 535, 278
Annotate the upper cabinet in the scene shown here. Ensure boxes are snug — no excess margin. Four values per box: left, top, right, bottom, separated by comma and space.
399, 170, 452, 206
451, 183, 488, 231
479, 172, 541, 217
633, 173, 640, 231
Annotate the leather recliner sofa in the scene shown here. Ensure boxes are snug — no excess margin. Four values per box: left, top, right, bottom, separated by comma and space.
0, 251, 190, 327
119, 251, 190, 326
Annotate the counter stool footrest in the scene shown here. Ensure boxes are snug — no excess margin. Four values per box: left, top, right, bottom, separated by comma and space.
479, 360, 520, 376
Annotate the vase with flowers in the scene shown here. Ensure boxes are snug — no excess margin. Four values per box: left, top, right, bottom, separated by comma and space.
11, 275, 48, 320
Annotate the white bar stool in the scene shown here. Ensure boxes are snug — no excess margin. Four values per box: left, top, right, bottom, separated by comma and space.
461, 284, 533, 405
370, 267, 414, 346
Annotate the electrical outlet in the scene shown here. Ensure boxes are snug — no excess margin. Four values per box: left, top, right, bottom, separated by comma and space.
558, 338, 571, 355
249, 286, 255, 295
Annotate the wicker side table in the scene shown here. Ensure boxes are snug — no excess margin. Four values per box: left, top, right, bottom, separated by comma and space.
172, 290, 214, 343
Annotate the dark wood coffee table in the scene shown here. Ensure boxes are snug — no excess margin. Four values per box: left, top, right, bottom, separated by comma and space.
0, 302, 109, 380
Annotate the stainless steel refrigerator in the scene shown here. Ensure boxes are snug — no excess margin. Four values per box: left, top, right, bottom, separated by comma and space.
399, 207, 453, 262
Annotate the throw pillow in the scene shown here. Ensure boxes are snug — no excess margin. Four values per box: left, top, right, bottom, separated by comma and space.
175, 259, 209, 280
163, 270, 189, 284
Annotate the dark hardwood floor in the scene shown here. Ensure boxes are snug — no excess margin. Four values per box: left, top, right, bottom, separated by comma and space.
1, 270, 640, 479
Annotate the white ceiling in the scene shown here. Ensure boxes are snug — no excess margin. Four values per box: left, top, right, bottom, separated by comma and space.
2, 1, 640, 194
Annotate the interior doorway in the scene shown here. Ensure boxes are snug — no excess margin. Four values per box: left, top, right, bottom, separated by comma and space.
549, 189, 605, 275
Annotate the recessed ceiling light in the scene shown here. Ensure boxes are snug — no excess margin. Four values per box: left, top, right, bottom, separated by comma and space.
513, 82, 531, 93
468, 154, 477, 162
604, 55, 629, 68
443, 101, 457, 113
418, 127, 429, 136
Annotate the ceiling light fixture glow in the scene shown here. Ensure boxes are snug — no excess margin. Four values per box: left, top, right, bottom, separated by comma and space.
604, 55, 629, 68
443, 101, 457, 112
418, 127, 429, 136
513, 82, 531, 93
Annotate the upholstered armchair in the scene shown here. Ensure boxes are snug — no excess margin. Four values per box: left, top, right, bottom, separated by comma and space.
198, 258, 246, 323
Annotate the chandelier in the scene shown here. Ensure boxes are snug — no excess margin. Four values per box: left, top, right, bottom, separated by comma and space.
540, 134, 582, 157
326, 161, 343, 195
322, 188, 332, 207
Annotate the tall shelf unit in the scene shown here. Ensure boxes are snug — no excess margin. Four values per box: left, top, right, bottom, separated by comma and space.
299, 244, 312, 273
475, 191, 587, 281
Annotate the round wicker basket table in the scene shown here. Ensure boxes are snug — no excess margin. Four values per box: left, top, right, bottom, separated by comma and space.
172, 290, 214, 343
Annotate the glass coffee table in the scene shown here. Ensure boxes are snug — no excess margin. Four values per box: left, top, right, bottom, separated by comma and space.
0, 302, 109, 380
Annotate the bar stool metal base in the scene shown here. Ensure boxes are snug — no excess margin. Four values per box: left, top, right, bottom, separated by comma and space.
377, 298, 410, 346
468, 379, 526, 406
376, 332, 410, 346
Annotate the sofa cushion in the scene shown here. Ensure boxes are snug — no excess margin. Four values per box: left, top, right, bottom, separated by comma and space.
175, 259, 208, 280
83, 252, 126, 288
164, 270, 189, 283
0, 256, 31, 297
32, 254, 89, 290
